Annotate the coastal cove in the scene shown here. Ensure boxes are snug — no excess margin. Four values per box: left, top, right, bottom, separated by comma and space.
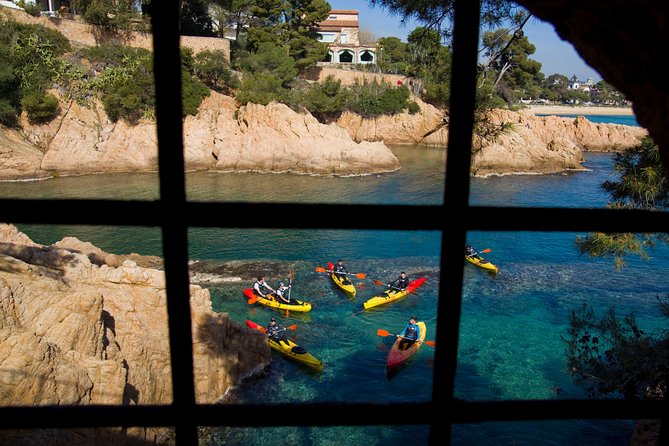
2, 114, 666, 446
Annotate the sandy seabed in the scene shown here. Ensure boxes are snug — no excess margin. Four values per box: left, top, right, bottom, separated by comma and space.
524, 105, 634, 116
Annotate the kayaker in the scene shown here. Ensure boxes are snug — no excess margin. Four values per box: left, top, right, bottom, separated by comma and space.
266, 317, 287, 343
252, 276, 275, 298
275, 282, 291, 304
398, 316, 420, 351
332, 259, 352, 285
465, 245, 481, 259
388, 271, 409, 293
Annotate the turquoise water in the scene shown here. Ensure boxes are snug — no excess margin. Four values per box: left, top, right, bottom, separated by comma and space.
4, 115, 665, 445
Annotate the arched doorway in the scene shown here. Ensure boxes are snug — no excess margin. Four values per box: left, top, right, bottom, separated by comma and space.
359, 50, 375, 63
338, 50, 354, 63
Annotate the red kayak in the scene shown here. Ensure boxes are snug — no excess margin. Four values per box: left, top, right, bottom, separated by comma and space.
386, 321, 427, 371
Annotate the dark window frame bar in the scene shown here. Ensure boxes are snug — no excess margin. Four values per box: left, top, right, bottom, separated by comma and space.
0, 0, 667, 445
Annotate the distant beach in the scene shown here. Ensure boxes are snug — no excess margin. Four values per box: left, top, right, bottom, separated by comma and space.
523, 105, 634, 116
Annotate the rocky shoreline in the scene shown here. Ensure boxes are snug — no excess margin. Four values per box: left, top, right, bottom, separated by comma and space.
0, 92, 648, 182
0, 223, 271, 443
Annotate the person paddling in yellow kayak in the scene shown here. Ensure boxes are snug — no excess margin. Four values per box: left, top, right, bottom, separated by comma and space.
252, 276, 275, 299
387, 271, 409, 294
274, 282, 291, 304
332, 259, 353, 286
465, 245, 481, 259
266, 317, 288, 343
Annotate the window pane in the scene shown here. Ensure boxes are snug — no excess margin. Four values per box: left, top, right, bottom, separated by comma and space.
459, 231, 669, 401
188, 229, 439, 404
0, 224, 171, 406
0, 9, 163, 199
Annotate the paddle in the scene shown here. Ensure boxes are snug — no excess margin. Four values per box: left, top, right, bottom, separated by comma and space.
286, 270, 293, 317
376, 329, 436, 347
481, 248, 491, 253
315, 266, 366, 279
247, 291, 276, 305
257, 323, 298, 334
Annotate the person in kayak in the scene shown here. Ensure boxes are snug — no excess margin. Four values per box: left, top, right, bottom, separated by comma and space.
398, 316, 420, 351
465, 245, 481, 259
275, 282, 291, 304
387, 271, 409, 293
332, 259, 352, 285
253, 276, 275, 299
266, 317, 288, 343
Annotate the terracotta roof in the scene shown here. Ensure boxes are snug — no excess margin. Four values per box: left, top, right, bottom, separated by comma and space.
318, 20, 359, 28
329, 10, 359, 14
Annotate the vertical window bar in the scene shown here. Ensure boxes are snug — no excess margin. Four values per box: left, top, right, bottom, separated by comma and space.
150, 1, 197, 444
431, 0, 481, 444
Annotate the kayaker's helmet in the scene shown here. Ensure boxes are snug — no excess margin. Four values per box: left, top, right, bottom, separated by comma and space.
278, 282, 285, 287
270, 318, 276, 323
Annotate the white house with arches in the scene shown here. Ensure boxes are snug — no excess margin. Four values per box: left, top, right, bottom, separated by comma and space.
314, 9, 377, 65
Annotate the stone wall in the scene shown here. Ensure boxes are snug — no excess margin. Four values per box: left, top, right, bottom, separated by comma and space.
0, 5, 230, 58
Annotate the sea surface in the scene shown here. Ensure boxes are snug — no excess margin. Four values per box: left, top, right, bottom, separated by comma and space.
3, 114, 665, 445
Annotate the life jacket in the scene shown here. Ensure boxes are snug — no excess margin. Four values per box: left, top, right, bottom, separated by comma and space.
267, 324, 280, 337
405, 323, 418, 340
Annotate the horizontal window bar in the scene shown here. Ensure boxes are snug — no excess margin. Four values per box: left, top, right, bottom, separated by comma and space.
2, 200, 668, 233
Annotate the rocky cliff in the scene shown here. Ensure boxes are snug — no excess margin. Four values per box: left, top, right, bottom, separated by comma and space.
0, 223, 270, 443
0, 90, 648, 181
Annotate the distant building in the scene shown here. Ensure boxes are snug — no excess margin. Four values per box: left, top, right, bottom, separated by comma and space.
314, 9, 377, 65
568, 75, 595, 93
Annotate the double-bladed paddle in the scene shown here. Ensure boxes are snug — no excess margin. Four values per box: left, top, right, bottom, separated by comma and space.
376, 328, 436, 347
315, 266, 366, 279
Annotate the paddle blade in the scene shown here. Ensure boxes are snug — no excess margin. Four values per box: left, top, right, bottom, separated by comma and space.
315, 267, 327, 273
424, 340, 436, 347
377, 329, 392, 337
288, 324, 298, 330
286, 309, 289, 317
481, 248, 491, 253
373, 279, 385, 286
354, 273, 367, 279
247, 296, 258, 305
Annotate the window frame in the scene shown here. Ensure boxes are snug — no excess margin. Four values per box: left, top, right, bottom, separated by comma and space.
1, 1, 668, 445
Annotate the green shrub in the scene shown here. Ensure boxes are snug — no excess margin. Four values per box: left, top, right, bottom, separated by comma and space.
236, 73, 287, 106
0, 99, 17, 126
181, 69, 210, 116
346, 81, 412, 117
407, 101, 420, 114
193, 49, 238, 93
21, 91, 60, 123
299, 75, 350, 119
102, 63, 154, 123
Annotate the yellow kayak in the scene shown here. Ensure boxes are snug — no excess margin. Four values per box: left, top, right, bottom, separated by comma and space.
243, 288, 312, 312
363, 277, 426, 310
246, 320, 324, 371
327, 262, 356, 297
465, 255, 498, 273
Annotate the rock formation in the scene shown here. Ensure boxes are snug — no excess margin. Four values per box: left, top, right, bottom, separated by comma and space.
0, 223, 270, 444
0, 90, 646, 181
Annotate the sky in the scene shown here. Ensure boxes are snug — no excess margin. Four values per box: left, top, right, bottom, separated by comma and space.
327, 0, 602, 82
